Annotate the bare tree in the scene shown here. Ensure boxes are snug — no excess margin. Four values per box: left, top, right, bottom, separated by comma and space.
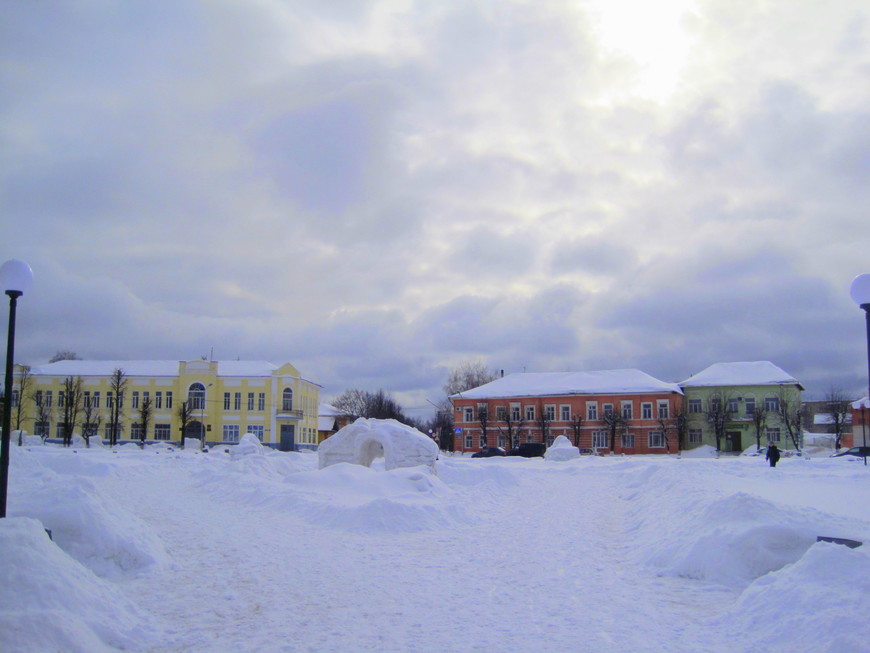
80, 391, 102, 447
602, 404, 627, 452
178, 400, 193, 449
536, 400, 552, 445
443, 360, 498, 398
60, 376, 83, 447
750, 405, 768, 453
705, 393, 733, 453
107, 368, 127, 446
437, 361, 499, 451
137, 395, 153, 448
656, 413, 678, 454
672, 408, 688, 452
570, 412, 584, 447
824, 387, 852, 450
332, 389, 371, 420
332, 389, 414, 425
477, 403, 490, 448
14, 366, 32, 444
49, 350, 81, 363
497, 404, 523, 451
31, 388, 52, 441
776, 388, 802, 452
426, 406, 454, 451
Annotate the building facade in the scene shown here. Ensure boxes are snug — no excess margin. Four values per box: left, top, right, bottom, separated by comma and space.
680, 361, 804, 452
11, 359, 321, 450
450, 369, 685, 455
850, 397, 869, 449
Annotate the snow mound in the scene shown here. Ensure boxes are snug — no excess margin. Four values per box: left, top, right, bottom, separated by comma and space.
545, 435, 581, 461
435, 458, 521, 489
713, 542, 870, 652
231, 432, 267, 458
194, 456, 468, 533
681, 445, 719, 458
23, 434, 44, 446
0, 517, 161, 652
289, 463, 466, 533
318, 418, 439, 471
11, 473, 169, 578
620, 461, 850, 590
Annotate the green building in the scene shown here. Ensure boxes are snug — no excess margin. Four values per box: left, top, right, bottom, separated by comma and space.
680, 361, 804, 453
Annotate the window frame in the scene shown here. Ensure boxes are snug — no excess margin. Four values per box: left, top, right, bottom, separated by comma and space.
657, 400, 669, 419
641, 402, 653, 419
587, 402, 598, 421
223, 424, 241, 443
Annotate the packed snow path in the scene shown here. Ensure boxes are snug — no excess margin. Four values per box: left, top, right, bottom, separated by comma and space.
109, 455, 731, 652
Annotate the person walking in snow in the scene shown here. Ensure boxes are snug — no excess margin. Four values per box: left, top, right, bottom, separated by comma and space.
766, 443, 781, 467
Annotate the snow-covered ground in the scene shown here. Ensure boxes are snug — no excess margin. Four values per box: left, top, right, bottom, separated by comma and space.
3, 441, 870, 652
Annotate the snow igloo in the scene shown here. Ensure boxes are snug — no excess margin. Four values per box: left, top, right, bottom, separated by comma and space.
318, 418, 439, 471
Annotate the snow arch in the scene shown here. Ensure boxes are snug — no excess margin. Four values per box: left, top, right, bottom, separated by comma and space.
318, 418, 439, 471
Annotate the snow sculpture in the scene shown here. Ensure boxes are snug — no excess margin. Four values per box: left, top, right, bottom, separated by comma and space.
231, 433, 266, 458
545, 435, 581, 461
318, 418, 439, 471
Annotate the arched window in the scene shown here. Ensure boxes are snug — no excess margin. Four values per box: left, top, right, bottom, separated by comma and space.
282, 388, 293, 412
188, 383, 206, 410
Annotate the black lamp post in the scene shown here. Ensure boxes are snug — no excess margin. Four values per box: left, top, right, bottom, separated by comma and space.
850, 274, 870, 466
1, 259, 33, 518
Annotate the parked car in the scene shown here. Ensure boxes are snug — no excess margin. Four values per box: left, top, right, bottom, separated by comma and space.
832, 446, 870, 459
472, 447, 506, 458
507, 442, 547, 457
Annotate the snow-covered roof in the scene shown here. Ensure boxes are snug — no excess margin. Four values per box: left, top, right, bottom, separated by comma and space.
319, 403, 342, 417
27, 360, 281, 378
853, 397, 870, 410
680, 361, 802, 389
210, 361, 279, 377
814, 413, 852, 425
451, 369, 683, 400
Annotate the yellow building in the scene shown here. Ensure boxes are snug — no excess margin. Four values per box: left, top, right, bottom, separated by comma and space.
12, 360, 321, 450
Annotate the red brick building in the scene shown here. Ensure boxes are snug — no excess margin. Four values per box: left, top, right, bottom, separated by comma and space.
849, 397, 870, 449
450, 369, 685, 455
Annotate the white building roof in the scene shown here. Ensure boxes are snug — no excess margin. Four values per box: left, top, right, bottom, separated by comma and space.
814, 413, 852, 425
853, 397, 870, 410
680, 361, 802, 389
319, 403, 342, 417
27, 360, 281, 378
452, 369, 683, 400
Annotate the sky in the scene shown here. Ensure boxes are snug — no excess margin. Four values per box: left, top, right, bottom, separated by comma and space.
2, 0, 870, 417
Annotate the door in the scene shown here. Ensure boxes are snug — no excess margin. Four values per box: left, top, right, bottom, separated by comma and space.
725, 431, 742, 453
279, 424, 296, 452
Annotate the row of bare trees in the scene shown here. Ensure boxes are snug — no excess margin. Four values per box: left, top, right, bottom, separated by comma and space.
8, 366, 199, 448
701, 388, 804, 453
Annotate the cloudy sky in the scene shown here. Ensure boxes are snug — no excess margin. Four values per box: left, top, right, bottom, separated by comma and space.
3, 0, 869, 416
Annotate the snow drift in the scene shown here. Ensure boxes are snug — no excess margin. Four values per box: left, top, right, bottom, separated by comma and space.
0, 517, 161, 652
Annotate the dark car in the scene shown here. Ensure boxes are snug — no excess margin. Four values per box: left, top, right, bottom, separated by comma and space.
833, 446, 870, 459
507, 442, 547, 457
472, 447, 506, 458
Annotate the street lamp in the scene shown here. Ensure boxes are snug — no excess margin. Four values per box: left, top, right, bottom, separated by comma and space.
850, 274, 870, 464
1, 259, 33, 518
